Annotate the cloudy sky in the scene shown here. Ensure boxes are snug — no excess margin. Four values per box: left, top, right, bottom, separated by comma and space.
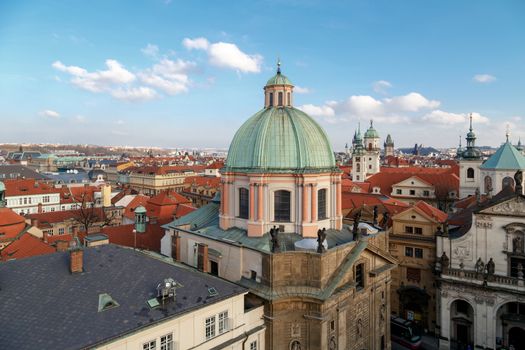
1, 0, 524, 150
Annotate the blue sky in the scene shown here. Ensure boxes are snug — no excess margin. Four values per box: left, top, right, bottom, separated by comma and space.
1, 0, 524, 150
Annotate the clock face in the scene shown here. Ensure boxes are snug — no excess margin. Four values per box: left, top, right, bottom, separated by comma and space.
329, 337, 337, 350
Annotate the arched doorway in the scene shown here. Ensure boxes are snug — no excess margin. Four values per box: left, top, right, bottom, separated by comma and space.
398, 286, 429, 331
509, 327, 525, 350
497, 302, 525, 350
450, 299, 474, 349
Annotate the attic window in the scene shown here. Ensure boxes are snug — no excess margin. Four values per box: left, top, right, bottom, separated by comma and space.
98, 293, 120, 312
208, 287, 219, 297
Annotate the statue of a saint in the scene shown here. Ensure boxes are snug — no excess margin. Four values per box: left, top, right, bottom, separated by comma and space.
513, 235, 524, 254
486, 258, 495, 276
440, 252, 450, 269
317, 228, 327, 253
515, 170, 523, 195
475, 258, 485, 275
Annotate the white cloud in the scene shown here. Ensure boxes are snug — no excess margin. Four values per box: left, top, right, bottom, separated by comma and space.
138, 58, 195, 95
422, 110, 490, 125
372, 80, 392, 94
116, 119, 125, 125
473, 74, 496, 83
298, 104, 335, 117
141, 44, 159, 58
182, 37, 209, 50
52, 59, 135, 93
111, 86, 158, 101
74, 115, 87, 123
183, 37, 262, 73
384, 92, 440, 112
294, 86, 310, 94
40, 110, 60, 119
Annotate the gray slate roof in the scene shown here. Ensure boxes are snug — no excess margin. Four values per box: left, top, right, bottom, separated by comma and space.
0, 244, 245, 350
0, 164, 47, 180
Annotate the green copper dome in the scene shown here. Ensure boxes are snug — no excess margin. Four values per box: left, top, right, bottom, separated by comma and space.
364, 120, 379, 138
225, 107, 336, 173
0, 181, 5, 192
266, 72, 293, 86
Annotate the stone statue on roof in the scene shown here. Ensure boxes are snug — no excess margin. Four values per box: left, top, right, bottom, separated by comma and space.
515, 170, 523, 195
486, 258, 495, 276
269, 226, 280, 253
352, 211, 361, 239
475, 258, 485, 275
317, 228, 327, 253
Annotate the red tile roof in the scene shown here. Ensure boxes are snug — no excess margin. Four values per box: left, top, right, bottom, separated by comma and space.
0, 208, 27, 241
148, 191, 190, 206
27, 207, 109, 226
101, 220, 170, 252
184, 176, 221, 188
413, 201, 448, 223
123, 195, 150, 220
0, 233, 55, 261
3, 179, 57, 196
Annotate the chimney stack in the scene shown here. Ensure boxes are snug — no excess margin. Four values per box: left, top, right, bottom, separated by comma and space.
70, 249, 83, 273
30, 218, 39, 228
56, 240, 69, 252
102, 184, 111, 207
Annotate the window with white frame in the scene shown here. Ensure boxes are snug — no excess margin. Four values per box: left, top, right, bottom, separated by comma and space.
160, 333, 173, 350
250, 340, 258, 350
143, 339, 156, 350
218, 310, 229, 334
58, 228, 65, 235
205, 315, 216, 339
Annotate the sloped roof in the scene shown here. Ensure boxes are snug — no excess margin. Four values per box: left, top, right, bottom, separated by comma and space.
480, 141, 525, 170
0, 233, 55, 261
412, 201, 448, 223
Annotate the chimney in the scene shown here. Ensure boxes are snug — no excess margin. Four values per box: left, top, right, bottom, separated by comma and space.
70, 248, 83, 273
197, 243, 209, 273
150, 216, 158, 225
42, 229, 48, 243
56, 240, 69, 252
30, 218, 39, 228
38, 203, 43, 214
102, 184, 111, 207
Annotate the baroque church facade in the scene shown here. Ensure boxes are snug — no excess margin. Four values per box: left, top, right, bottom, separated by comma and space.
161, 64, 395, 350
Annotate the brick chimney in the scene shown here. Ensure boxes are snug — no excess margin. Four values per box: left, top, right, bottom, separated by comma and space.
197, 243, 209, 273
38, 203, 43, 214
30, 218, 38, 228
56, 240, 69, 252
70, 249, 83, 273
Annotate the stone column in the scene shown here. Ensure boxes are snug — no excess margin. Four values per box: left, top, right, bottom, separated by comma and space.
249, 183, 255, 221
258, 183, 264, 221
311, 184, 317, 223
302, 184, 308, 223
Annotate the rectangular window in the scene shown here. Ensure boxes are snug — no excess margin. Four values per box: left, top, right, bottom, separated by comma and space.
318, 189, 327, 220
58, 228, 65, 235
405, 226, 414, 234
405, 247, 413, 257
414, 227, 423, 235
239, 188, 249, 219
355, 263, 364, 290
406, 267, 421, 282
143, 340, 156, 350
250, 341, 258, 350
423, 190, 430, 197
274, 190, 291, 222
409, 190, 416, 196
218, 311, 229, 334
415, 248, 423, 258
396, 189, 402, 195
160, 333, 173, 350
205, 315, 216, 339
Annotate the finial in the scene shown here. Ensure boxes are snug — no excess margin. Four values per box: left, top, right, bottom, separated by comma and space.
277, 58, 281, 74
506, 123, 510, 143
469, 113, 473, 132
459, 135, 462, 148
370, 119, 373, 128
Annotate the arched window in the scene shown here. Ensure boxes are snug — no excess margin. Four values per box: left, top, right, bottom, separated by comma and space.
356, 163, 360, 172
287, 92, 291, 106
467, 168, 475, 179
484, 176, 492, 193
318, 189, 327, 220
238, 188, 249, 219
368, 143, 372, 151
503, 176, 515, 189
274, 190, 291, 222
269, 92, 273, 106
278, 92, 283, 106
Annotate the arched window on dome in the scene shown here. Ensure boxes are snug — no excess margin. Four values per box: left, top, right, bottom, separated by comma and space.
238, 188, 249, 219
467, 168, 475, 179
287, 92, 291, 106
503, 176, 515, 190
274, 190, 291, 222
269, 92, 274, 107
278, 92, 283, 106
318, 189, 327, 220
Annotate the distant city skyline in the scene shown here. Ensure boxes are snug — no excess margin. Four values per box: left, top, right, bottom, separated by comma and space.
1, 0, 524, 149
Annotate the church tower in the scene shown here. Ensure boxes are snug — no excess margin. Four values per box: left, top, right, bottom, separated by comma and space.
363, 120, 381, 175
384, 134, 394, 157
351, 126, 367, 182
458, 114, 483, 198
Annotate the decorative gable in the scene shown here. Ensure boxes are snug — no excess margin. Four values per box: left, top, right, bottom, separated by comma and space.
479, 196, 525, 217
393, 176, 433, 189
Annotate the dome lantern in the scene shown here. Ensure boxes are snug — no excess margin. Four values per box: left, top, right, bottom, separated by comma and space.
264, 60, 294, 108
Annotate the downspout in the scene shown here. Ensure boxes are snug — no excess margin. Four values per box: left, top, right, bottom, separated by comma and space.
241, 332, 249, 350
